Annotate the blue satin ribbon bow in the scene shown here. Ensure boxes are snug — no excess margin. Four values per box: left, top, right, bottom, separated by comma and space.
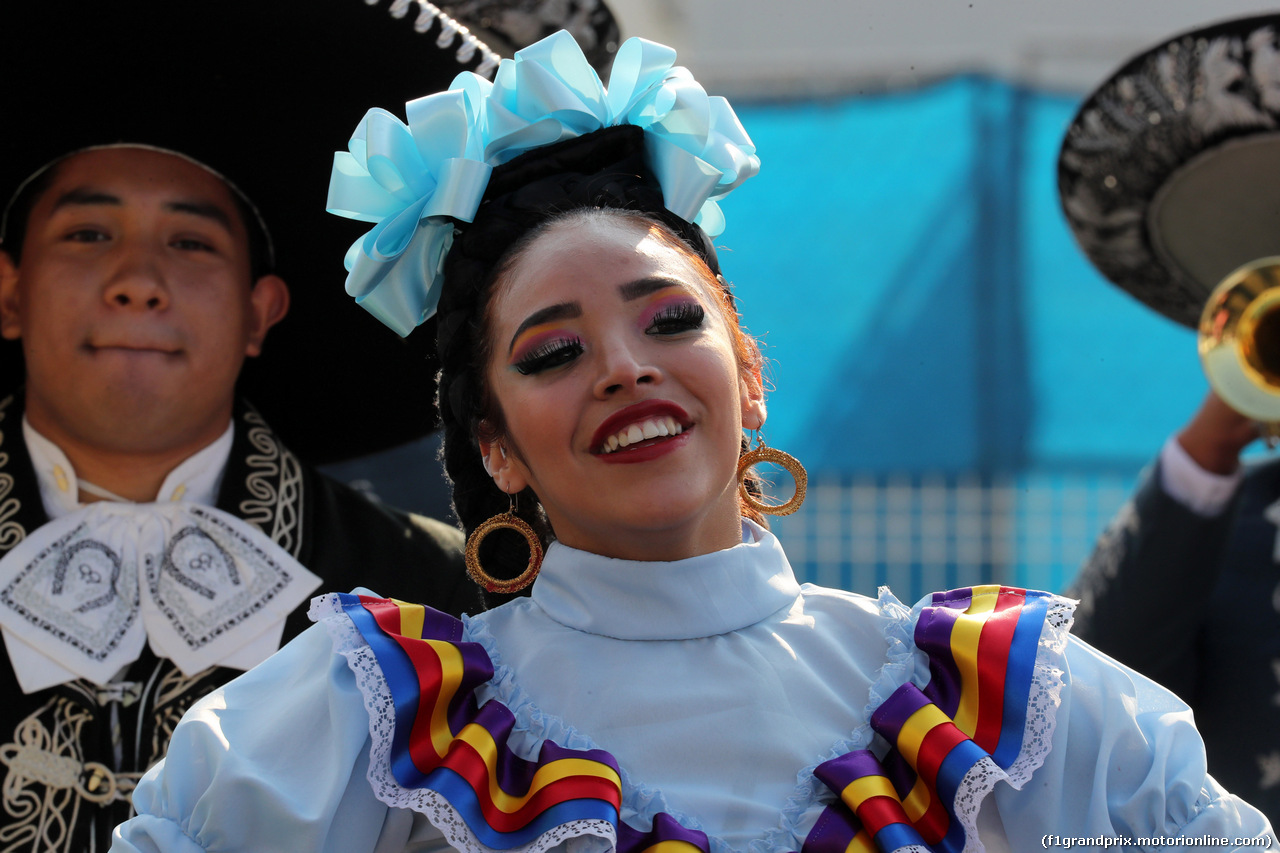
326, 30, 760, 337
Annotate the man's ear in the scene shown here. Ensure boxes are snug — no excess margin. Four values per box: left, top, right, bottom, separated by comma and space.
478, 439, 529, 495
0, 251, 22, 342
740, 366, 766, 431
244, 274, 290, 357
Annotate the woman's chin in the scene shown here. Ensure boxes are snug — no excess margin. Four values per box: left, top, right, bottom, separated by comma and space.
551, 486, 744, 558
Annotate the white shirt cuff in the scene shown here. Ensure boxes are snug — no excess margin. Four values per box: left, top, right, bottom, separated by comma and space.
1158, 434, 1243, 517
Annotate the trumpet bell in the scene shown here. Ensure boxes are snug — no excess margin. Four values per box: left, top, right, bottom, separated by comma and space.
1199, 257, 1280, 422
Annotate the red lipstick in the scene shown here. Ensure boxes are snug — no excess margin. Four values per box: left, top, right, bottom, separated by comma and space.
590, 400, 693, 463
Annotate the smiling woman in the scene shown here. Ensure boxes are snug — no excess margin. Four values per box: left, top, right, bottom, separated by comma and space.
112, 30, 1275, 853
469, 208, 765, 562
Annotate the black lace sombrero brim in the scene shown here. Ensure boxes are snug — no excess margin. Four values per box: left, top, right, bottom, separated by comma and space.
1059, 13, 1280, 329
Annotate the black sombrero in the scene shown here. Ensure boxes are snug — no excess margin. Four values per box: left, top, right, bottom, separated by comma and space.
1059, 13, 1280, 329
435, 0, 620, 76
0, 0, 613, 463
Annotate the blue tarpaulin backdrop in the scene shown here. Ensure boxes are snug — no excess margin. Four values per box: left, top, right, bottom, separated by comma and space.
723, 77, 1203, 477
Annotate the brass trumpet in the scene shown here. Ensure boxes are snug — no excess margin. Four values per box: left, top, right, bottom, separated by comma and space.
1199, 257, 1280, 425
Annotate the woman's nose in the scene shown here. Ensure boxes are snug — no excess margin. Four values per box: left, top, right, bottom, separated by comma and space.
593, 341, 660, 398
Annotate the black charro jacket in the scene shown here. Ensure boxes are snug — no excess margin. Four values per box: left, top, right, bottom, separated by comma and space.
0, 395, 480, 852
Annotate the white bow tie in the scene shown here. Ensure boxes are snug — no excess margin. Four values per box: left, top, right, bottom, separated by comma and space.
0, 502, 321, 691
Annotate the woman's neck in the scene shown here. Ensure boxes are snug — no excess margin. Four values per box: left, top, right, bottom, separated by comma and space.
550, 504, 748, 563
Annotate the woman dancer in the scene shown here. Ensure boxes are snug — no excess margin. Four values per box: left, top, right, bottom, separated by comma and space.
112, 32, 1272, 853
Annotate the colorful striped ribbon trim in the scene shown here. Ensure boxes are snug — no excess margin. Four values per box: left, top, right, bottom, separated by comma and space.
330, 585, 1056, 853
801, 585, 1056, 853
334, 593, 711, 853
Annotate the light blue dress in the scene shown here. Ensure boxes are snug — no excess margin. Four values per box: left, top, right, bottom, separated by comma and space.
111, 522, 1273, 852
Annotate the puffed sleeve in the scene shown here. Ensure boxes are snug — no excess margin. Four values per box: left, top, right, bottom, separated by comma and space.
110, 624, 444, 853
992, 635, 1274, 848
812, 587, 1273, 852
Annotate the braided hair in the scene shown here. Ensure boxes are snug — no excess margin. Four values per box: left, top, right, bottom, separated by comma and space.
435, 125, 764, 587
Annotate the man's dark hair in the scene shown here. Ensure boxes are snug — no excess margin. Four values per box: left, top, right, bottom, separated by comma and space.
0, 166, 58, 266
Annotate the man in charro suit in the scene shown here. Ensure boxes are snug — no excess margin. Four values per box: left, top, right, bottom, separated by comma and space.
0, 2, 517, 849
0, 144, 483, 850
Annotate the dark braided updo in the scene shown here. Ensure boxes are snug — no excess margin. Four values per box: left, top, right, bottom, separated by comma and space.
435, 125, 764, 588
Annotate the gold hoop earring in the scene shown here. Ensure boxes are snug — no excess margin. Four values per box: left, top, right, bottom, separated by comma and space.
737, 434, 807, 516
465, 496, 544, 593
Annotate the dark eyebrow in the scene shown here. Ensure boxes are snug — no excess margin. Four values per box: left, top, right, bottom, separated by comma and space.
508, 302, 582, 355
165, 200, 235, 231
48, 188, 121, 213
47, 187, 234, 232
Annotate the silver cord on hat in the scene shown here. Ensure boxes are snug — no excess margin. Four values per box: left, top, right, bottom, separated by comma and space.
374, 0, 501, 76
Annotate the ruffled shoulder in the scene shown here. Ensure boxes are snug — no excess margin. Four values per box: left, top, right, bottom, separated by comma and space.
803, 585, 1075, 853
308, 592, 713, 853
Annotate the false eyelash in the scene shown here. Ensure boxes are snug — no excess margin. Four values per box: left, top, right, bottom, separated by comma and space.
513, 337, 585, 375
648, 302, 706, 334
372, 0, 501, 77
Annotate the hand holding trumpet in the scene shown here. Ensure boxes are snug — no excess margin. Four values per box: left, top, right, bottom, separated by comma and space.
1176, 391, 1262, 476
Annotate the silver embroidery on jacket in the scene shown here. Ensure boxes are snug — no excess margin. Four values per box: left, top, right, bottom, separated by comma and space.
238, 409, 305, 558
0, 397, 26, 553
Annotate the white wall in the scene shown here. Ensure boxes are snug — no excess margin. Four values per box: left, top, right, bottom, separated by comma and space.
606, 1, 1280, 95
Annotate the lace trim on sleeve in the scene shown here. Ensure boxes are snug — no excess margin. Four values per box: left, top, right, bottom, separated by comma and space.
1005, 594, 1073, 790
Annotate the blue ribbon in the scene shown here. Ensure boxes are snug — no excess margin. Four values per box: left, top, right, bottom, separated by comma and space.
326, 29, 760, 336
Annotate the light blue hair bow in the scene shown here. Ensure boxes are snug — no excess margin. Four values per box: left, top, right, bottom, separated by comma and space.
326, 30, 760, 337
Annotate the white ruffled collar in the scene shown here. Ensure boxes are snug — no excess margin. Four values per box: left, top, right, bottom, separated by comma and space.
24, 415, 234, 517
528, 519, 802, 640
